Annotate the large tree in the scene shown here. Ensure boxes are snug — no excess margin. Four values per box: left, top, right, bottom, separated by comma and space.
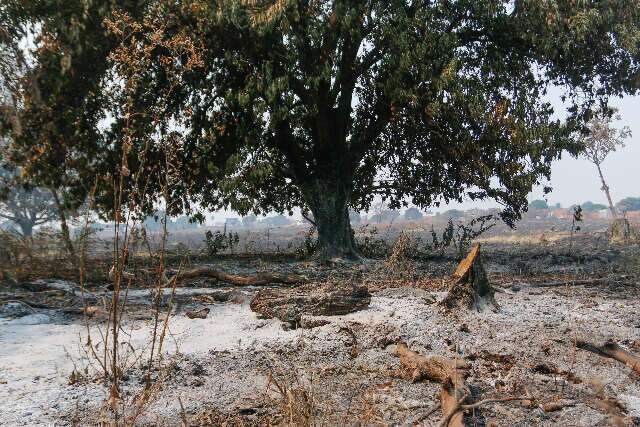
104, 0, 639, 260
0, 166, 57, 237
9, 0, 640, 260
1, 0, 147, 257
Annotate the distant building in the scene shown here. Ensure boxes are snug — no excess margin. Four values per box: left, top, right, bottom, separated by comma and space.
594, 209, 610, 219
549, 208, 570, 219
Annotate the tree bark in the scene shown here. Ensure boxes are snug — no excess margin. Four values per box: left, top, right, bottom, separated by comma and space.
595, 161, 618, 219
302, 178, 358, 261
441, 245, 497, 312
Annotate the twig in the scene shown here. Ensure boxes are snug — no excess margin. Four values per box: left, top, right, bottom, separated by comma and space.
531, 276, 627, 288
438, 395, 529, 426
405, 401, 441, 425
460, 396, 529, 410
178, 395, 188, 426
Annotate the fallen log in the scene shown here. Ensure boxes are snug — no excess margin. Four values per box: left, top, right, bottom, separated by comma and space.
576, 339, 640, 375
175, 267, 307, 287
394, 343, 470, 427
250, 282, 370, 328
441, 244, 497, 312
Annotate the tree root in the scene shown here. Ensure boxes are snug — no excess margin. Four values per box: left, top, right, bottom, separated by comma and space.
394, 343, 470, 427
576, 339, 640, 375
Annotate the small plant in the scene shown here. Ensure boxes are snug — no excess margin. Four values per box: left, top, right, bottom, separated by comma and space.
425, 215, 495, 259
570, 205, 583, 250
355, 224, 391, 258
294, 226, 317, 259
384, 232, 418, 279
204, 227, 240, 256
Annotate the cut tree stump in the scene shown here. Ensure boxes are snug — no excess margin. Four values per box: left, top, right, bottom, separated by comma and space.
394, 343, 470, 427
441, 244, 497, 312
249, 282, 371, 328
576, 339, 640, 375
609, 218, 637, 243
174, 267, 307, 287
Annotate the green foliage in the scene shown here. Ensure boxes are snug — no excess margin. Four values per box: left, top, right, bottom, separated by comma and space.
355, 225, 391, 259
424, 215, 496, 259
204, 229, 239, 256
617, 197, 640, 212
528, 199, 549, 210
4, 0, 640, 256
294, 226, 317, 259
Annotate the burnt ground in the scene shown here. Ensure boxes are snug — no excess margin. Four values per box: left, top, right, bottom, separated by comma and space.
1, 230, 640, 426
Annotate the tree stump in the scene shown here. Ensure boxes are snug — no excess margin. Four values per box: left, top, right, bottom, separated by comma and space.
441, 244, 497, 312
609, 218, 636, 243
250, 282, 371, 328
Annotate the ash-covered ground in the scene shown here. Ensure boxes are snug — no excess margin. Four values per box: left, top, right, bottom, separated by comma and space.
1, 232, 639, 426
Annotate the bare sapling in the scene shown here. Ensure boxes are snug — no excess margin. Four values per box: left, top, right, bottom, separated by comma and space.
579, 108, 633, 241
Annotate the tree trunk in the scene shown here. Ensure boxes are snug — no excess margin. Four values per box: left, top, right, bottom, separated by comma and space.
595, 162, 617, 219
302, 179, 358, 261
17, 221, 34, 238
51, 189, 76, 262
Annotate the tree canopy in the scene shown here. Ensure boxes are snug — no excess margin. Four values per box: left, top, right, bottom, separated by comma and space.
528, 199, 549, 210
3, 0, 640, 259
0, 166, 57, 236
404, 207, 423, 221
617, 197, 640, 213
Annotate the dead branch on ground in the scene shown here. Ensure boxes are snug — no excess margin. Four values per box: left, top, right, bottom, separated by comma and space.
576, 339, 640, 375
174, 267, 307, 286
394, 343, 470, 427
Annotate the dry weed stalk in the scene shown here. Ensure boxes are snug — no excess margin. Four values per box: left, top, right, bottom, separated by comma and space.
62, 10, 205, 423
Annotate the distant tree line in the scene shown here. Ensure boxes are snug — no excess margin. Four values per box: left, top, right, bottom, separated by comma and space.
528, 198, 640, 214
